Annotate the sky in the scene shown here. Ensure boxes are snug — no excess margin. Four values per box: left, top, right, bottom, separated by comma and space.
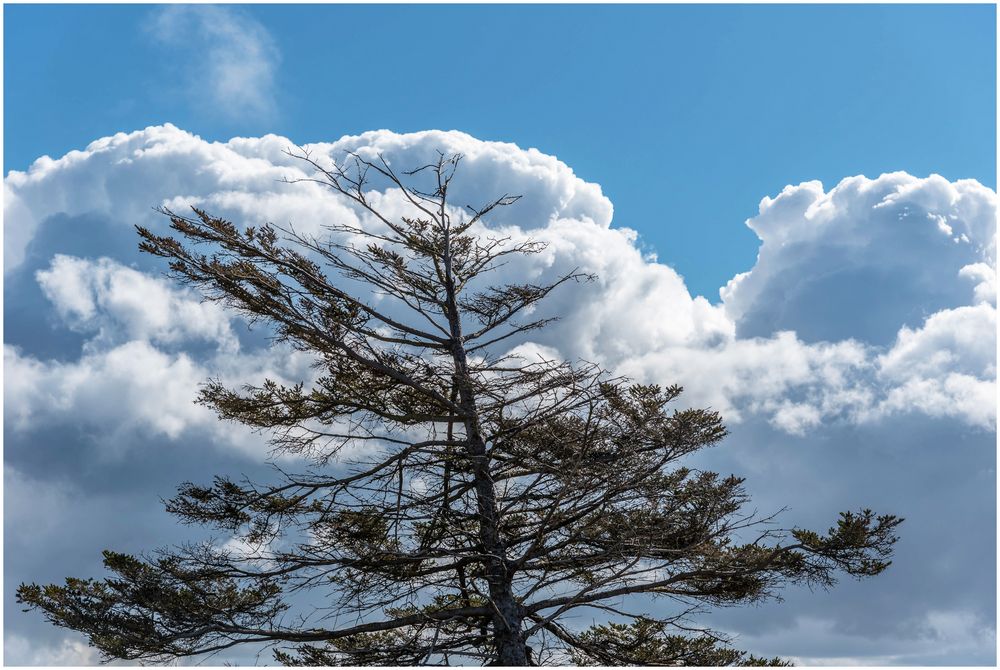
3, 3, 997, 666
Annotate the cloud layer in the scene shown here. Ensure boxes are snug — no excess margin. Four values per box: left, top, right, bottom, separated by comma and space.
4, 125, 996, 664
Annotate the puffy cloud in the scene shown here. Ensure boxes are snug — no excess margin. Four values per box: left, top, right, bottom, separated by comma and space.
612, 301, 996, 434
147, 6, 281, 123
721, 174, 996, 344
543, 173, 996, 433
6, 341, 212, 442
881, 299, 998, 416
36, 254, 237, 350
872, 304, 997, 429
3, 339, 324, 458
3, 124, 302, 271
2, 125, 636, 457
5, 125, 996, 438
878, 304, 996, 380
2, 125, 611, 272
6, 252, 320, 457
959, 261, 997, 305
3, 125, 996, 665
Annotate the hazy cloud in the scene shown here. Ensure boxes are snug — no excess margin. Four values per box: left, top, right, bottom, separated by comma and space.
147, 6, 280, 123
4, 633, 100, 666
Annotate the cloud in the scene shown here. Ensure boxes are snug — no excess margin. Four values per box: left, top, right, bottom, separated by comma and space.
720, 174, 996, 345
5, 126, 995, 436
871, 303, 996, 427
1, 463, 278, 666
147, 6, 280, 122
958, 261, 997, 305
7, 252, 325, 457
4, 338, 323, 458
2, 124, 322, 271
3, 125, 996, 664
732, 610, 997, 666
36, 254, 238, 351
2, 467, 115, 665
6, 340, 206, 438
4, 633, 100, 666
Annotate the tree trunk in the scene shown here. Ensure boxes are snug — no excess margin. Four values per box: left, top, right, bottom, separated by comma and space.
442, 234, 528, 666
454, 350, 528, 665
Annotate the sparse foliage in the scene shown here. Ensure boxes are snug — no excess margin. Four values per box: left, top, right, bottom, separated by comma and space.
18, 151, 902, 665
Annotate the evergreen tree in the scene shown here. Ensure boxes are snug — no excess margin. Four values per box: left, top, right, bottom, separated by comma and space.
18, 152, 902, 665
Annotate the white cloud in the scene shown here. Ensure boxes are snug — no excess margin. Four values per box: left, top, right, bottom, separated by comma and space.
3, 124, 301, 271
4, 337, 319, 458
612, 331, 875, 433
36, 254, 238, 351
878, 304, 996, 381
148, 6, 280, 122
3, 126, 996, 666
5, 340, 213, 442
959, 261, 997, 305
874, 371, 996, 429
720, 173, 996, 344
4, 632, 100, 666
4, 125, 996, 447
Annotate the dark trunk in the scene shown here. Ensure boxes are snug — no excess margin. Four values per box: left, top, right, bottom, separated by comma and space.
442, 230, 528, 666
455, 358, 528, 666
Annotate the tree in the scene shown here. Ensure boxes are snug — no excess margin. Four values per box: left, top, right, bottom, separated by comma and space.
18, 151, 902, 666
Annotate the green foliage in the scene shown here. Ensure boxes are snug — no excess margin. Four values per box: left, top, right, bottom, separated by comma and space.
790, 509, 903, 581
570, 619, 792, 666
17, 550, 287, 661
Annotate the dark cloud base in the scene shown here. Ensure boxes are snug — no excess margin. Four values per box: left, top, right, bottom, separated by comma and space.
686, 416, 996, 664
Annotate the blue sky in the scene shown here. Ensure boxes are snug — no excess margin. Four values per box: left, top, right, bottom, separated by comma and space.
3, 4, 997, 666
5, 4, 995, 299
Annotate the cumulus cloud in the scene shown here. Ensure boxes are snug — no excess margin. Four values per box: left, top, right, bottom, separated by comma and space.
614, 333, 875, 434
6, 252, 321, 457
6, 341, 201, 439
613, 305, 996, 435
3, 123, 292, 270
3, 339, 323, 459
147, 6, 280, 123
870, 304, 997, 427
3, 125, 995, 664
959, 261, 997, 305
4, 125, 996, 437
36, 254, 238, 351
720, 174, 996, 344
